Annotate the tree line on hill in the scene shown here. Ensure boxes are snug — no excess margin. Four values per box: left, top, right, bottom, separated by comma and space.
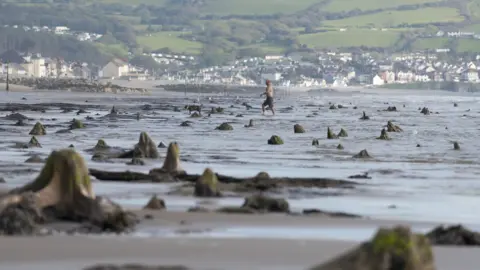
0, 27, 111, 65
0, 0, 474, 67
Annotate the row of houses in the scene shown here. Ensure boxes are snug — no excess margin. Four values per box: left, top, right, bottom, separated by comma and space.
0, 50, 148, 79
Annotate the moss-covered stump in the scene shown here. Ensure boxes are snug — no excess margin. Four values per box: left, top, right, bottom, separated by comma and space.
360, 111, 370, 120
377, 128, 391, 140
244, 119, 254, 128
149, 142, 185, 175
180, 121, 191, 127
14, 119, 26, 126
312, 139, 319, 146
385, 106, 397, 112
294, 124, 305, 133
69, 118, 85, 130
216, 122, 233, 130
242, 194, 290, 213
337, 144, 344, 150
29, 122, 46, 135
353, 149, 371, 158
309, 226, 435, 270
185, 105, 201, 113
190, 112, 201, 118
0, 149, 138, 235
327, 127, 338, 139
453, 141, 460, 150
28, 136, 41, 148
421, 107, 430, 115
210, 107, 224, 114
268, 135, 284, 145
119, 132, 159, 159
337, 128, 348, 137
94, 139, 109, 150
387, 121, 403, 132
143, 195, 165, 210
194, 168, 221, 197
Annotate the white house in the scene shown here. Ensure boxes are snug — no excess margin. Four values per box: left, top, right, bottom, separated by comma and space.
462, 64, 479, 82
372, 74, 384, 86
100, 59, 129, 78
261, 72, 282, 82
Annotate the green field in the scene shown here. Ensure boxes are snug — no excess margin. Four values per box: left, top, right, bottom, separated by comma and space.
412, 38, 450, 50
136, 31, 203, 54
457, 39, 480, 52
298, 30, 401, 48
198, 0, 321, 15
97, 0, 168, 6
322, 0, 442, 12
323, 8, 464, 28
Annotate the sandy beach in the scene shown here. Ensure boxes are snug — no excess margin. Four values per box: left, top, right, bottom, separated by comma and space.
0, 212, 479, 270
0, 83, 479, 269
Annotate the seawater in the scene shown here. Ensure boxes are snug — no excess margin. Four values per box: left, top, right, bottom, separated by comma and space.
1, 89, 480, 224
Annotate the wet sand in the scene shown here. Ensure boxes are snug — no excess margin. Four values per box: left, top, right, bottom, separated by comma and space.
0, 83, 32, 92
1, 86, 480, 269
0, 212, 479, 270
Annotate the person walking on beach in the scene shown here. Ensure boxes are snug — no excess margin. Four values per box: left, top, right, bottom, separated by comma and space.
260, 79, 275, 115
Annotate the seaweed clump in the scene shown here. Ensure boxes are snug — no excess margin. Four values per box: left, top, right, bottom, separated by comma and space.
194, 168, 221, 197
29, 122, 46, 135
309, 226, 435, 270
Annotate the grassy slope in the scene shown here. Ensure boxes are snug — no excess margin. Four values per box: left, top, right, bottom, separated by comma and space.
136, 31, 203, 53
323, 0, 443, 12
92, 0, 474, 52
298, 30, 401, 48
322, 8, 464, 28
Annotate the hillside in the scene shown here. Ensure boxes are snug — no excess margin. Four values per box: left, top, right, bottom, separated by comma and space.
2, 0, 480, 65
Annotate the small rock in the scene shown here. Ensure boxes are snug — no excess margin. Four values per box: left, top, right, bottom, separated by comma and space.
143, 195, 165, 210
353, 149, 371, 158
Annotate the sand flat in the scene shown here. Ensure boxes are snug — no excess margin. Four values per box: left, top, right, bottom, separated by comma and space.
0, 212, 476, 270
0, 235, 479, 270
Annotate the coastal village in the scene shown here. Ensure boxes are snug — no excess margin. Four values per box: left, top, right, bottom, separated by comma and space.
2, 48, 480, 89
